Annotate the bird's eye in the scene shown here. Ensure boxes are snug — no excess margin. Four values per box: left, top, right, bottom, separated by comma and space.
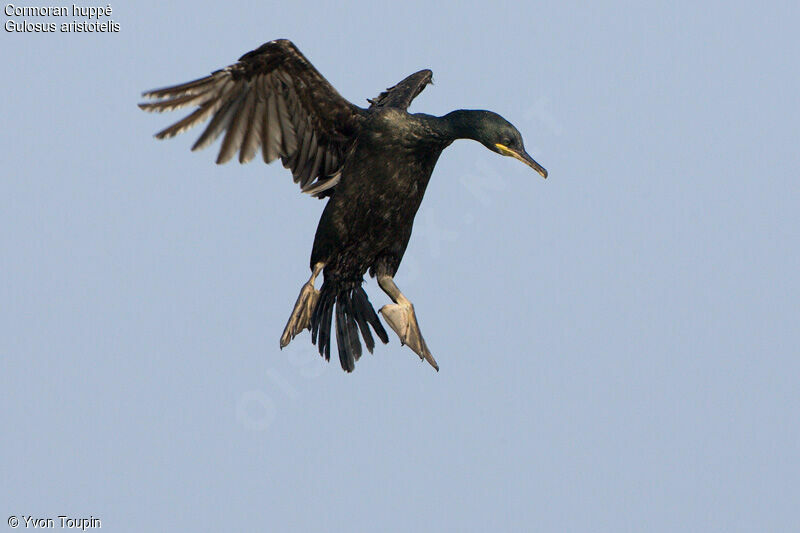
503, 138, 513, 147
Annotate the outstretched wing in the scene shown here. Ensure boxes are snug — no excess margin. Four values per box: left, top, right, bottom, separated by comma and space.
367, 69, 433, 111
139, 39, 366, 197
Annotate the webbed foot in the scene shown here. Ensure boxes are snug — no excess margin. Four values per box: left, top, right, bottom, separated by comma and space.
380, 301, 439, 371
280, 263, 324, 348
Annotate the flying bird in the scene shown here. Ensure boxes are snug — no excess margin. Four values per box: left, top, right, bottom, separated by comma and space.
139, 39, 547, 372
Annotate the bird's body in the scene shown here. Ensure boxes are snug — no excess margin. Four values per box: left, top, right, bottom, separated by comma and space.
312, 108, 446, 283
140, 39, 546, 372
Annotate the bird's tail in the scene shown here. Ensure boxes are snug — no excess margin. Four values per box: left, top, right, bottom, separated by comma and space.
310, 282, 389, 372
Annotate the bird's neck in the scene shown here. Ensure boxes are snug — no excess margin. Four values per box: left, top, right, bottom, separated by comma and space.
439, 109, 489, 142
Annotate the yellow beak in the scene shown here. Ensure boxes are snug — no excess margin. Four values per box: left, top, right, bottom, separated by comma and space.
495, 143, 548, 178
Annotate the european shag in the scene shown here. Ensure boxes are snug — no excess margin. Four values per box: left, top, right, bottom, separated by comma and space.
140, 39, 547, 372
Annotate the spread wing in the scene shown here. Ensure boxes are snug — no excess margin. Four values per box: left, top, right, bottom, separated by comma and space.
367, 69, 433, 111
139, 39, 366, 197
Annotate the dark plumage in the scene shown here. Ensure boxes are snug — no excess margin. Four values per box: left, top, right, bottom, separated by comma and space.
140, 39, 547, 372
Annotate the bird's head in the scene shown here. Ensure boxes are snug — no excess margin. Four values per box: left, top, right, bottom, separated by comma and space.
471, 111, 548, 178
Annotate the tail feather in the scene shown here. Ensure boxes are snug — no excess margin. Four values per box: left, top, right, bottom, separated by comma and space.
311, 293, 334, 362
356, 290, 389, 345
321, 297, 334, 362
335, 301, 358, 372
349, 292, 375, 354
343, 293, 363, 359
310, 283, 388, 372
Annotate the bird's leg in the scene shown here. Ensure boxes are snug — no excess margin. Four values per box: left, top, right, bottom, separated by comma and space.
280, 262, 324, 348
377, 274, 439, 371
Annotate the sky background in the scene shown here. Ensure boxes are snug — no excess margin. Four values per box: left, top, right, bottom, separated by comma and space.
2, 1, 799, 531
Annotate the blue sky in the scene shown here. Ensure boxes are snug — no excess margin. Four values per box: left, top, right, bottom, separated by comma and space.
2, 1, 799, 531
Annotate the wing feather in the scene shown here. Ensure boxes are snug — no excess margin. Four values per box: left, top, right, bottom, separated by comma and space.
218, 84, 255, 164
239, 88, 262, 163
140, 39, 366, 197
262, 90, 281, 163
191, 85, 245, 152
367, 69, 433, 111
275, 92, 297, 154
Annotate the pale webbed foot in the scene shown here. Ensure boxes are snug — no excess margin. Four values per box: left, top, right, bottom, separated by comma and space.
280, 263, 324, 348
379, 301, 439, 371
280, 282, 320, 348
